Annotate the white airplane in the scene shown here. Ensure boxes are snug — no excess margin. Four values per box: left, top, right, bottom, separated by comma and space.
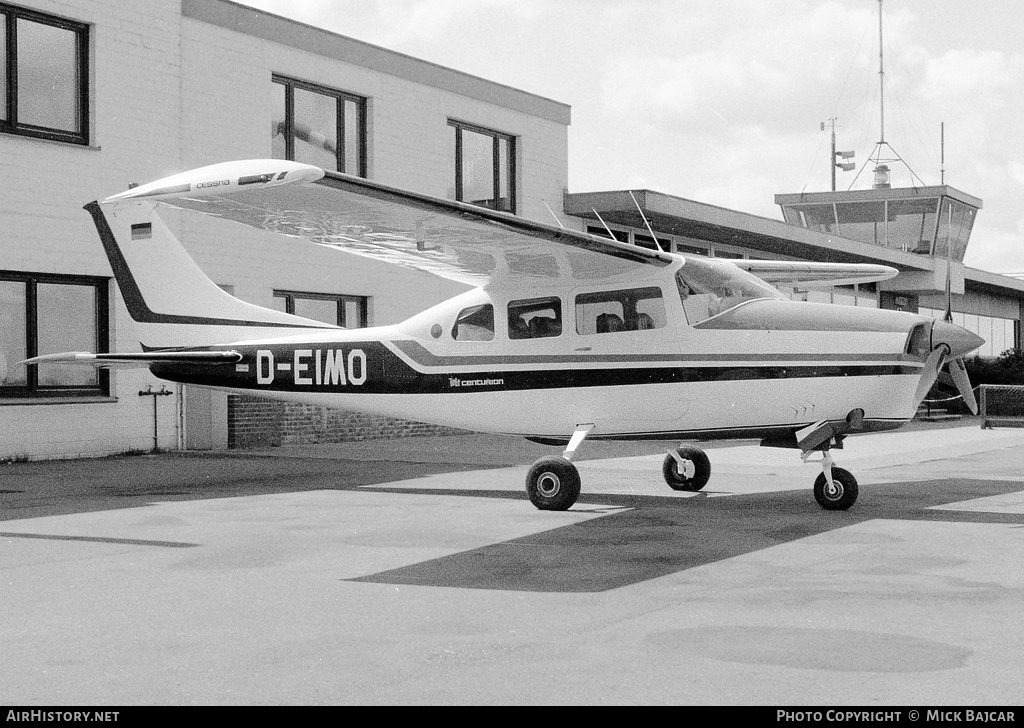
25, 160, 983, 512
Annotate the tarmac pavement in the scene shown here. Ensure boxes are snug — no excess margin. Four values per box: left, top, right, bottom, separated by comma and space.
2, 419, 1024, 705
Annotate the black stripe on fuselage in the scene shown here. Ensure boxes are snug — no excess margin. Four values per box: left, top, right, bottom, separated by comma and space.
148, 341, 922, 394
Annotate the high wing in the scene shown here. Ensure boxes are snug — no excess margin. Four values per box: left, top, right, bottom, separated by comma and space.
104, 161, 672, 288
102, 160, 897, 289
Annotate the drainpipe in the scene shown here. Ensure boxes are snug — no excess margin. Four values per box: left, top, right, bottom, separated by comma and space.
139, 385, 174, 453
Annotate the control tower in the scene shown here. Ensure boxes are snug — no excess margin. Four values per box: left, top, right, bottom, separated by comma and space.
775, 182, 982, 303
775, 0, 982, 309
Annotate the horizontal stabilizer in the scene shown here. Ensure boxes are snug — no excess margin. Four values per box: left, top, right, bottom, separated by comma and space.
22, 350, 242, 368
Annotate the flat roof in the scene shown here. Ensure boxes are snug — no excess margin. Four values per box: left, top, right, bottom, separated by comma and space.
564, 189, 1024, 298
565, 189, 927, 269
183, 0, 572, 126
775, 185, 983, 210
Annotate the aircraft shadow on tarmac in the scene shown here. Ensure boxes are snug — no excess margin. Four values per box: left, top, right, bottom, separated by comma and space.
352, 479, 1024, 593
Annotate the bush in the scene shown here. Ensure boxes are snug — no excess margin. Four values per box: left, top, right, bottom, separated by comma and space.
964, 349, 1024, 386
922, 349, 1024, 415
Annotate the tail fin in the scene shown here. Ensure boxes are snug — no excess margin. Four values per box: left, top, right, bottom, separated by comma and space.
86, 200, 337, 349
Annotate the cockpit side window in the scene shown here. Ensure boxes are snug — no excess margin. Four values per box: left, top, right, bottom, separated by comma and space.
575, 287, 666, 335
676, 258, 782, 325
452, 304, 494, 341
508, 297, 562, 340
905, 322, 930, 359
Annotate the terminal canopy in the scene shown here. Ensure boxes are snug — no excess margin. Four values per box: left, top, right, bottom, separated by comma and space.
775, 186, 982, 262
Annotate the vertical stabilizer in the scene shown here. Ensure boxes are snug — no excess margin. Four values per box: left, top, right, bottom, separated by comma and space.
87, 200, 338, 349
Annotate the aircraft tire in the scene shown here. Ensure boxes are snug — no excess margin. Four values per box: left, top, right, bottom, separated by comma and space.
663, 447, 711, 491
526, 456, 581, 511
813, 467, 858, 510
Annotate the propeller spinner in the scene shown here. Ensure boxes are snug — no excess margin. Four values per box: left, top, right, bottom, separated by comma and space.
913, 319, 985, 414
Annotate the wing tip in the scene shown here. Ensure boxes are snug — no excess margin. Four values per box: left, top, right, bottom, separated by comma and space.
102, 160, 325, 204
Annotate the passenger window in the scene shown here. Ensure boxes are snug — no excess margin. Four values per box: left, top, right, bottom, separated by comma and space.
508, 297, 562, 340
452, 304, 494, 341
576, 287, 666, 335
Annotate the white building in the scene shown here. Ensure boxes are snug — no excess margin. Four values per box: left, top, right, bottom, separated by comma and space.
0, 0, 570, 459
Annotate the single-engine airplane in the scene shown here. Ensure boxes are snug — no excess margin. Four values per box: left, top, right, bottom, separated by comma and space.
25, 160, 984, 512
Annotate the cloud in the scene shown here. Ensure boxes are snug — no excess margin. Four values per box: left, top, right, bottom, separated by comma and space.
964, 225, 1024, 274
920, 49, 1024, 103
236, 0, 1024, 273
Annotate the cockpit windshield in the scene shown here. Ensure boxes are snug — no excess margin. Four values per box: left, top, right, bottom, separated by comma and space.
675, 257, 783, 324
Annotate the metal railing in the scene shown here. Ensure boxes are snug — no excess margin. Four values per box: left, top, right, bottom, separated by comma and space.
979, 384, 1024, 429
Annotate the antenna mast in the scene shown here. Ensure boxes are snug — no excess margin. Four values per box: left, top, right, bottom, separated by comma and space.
849, 0, 926, 189
941, 121, 945, 184
878, 0, 885, 145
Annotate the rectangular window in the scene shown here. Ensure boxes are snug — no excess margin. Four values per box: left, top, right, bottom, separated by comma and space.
586, 225, 629, 243
576, 287, 666, 335
634, 233, 671, 252
0, 4, 89, 144
675, 243, 708, 257
272, 291, 368, 328
508, 297, 560, 339
271, 75, 366, 176
450, 120, 516, 213
1, 272, 108, 398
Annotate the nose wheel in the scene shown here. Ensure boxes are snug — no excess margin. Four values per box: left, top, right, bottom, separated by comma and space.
807, 450, 858, 511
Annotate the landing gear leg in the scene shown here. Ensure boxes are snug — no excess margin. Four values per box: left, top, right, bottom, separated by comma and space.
525, 424, 592, 511
803, 447, 859, 511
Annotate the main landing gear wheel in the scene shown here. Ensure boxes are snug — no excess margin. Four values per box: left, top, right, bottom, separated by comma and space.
526, 456, 581, 511
663, 446, 711, 492
813, 467, 858, 511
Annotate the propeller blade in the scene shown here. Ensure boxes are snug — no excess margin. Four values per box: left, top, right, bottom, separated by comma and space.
947, 356, 978, 415
914, 347, 947, 411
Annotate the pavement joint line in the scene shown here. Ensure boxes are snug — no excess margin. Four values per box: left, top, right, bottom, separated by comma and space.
0, 532, 200, 548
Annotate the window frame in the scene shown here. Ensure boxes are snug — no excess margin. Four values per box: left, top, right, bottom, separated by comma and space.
272, 290, 369, 328
449, 119, 516, 214
508, 296, 561, 340
451, 303, 495, 342
575, 286, 667, 336
271, 74, 367, 177
0, 3, 90, 145
0, 271, 109, 399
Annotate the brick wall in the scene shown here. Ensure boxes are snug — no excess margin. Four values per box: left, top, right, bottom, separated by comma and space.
227, 395, 465, 449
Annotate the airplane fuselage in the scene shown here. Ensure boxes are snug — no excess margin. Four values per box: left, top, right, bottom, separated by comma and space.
150, 259, 931, 444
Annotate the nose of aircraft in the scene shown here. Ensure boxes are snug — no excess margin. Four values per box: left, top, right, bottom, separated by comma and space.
932, 320, 985, 358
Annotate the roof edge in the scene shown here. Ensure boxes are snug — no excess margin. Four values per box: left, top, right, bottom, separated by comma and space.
183, 0, 572, 126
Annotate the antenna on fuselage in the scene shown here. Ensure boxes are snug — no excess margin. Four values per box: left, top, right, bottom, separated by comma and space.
630, 191, 662, 250
542, 200, 565, 229
592, 208, 618, 241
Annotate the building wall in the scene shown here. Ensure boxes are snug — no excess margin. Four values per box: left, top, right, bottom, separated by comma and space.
1, 0, 187, 460
0, 0, 571, 459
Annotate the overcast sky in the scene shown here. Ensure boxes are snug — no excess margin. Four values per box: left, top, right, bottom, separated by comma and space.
235, 0, 1024, 275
